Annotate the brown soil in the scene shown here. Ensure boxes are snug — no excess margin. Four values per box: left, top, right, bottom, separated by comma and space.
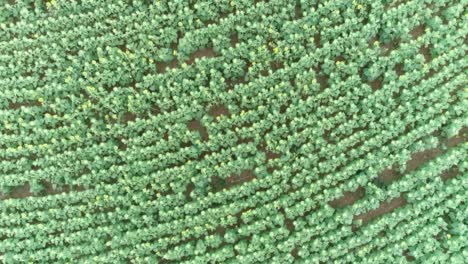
380, 39, 399, 55
294, 1, 303, 19
314, 32, 321, 48
419, 46, 431, 62
440, 167, 459, 181
284, 218, 295, 232
215, 225, 226, 236
231, 32, 239, 47
265, 151, 281, 161
354, 196, 407, 225
0, 183, 32, 200
410, 24, 425, 39
187, 48, 218, 65
443, 127, 467, 148
335, 55, 345, 63
271, 61, 284, 71
291, 247, 299, 259
403, 250, 416, 261
257, 142, 281, 161
117, 138, 128, 151
368, 36, 379, 47
329, 187, 365, 208
156, 59, 178, 73
0, 182, 86, 200
210, 175, 225, 192
394, 63, 405, 76
369, 77, 383, 91
210, 170, 256, 192
405, 129, 467, 173
317, 74, 328, 92
237, 137, 254, 145
184, 182, 195, 200
405, 147, 440, 172
376, 167, 402, 185
121, 112, 136, 124
8, 100, 42, 109
41, 182, 86, 195
187, 120, 209, 141
226, 169, 256, 188
208, 104, 230, 118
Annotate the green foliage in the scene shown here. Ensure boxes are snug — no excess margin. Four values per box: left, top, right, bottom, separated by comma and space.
0, 0, 466, 263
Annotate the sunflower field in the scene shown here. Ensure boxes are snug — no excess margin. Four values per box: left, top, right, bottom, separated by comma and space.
0, 0, 466, 263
